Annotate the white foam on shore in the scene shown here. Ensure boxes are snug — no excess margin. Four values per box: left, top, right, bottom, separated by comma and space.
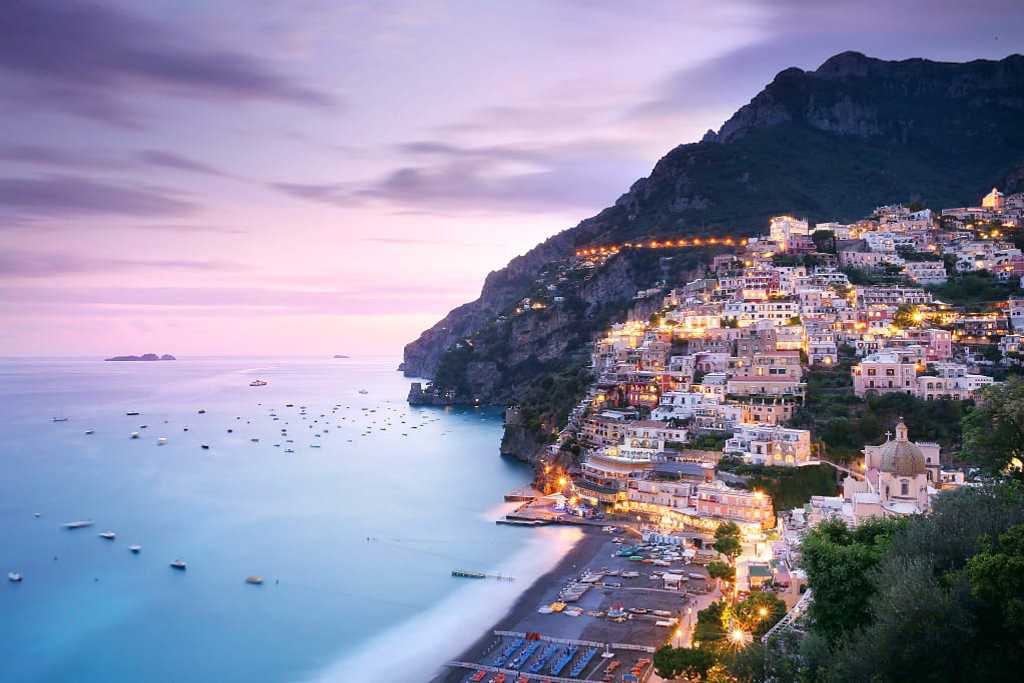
301, 526, 583, 683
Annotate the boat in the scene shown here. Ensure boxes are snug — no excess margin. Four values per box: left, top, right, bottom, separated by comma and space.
245, 576, 264, 585
33, 512, 40, 518
358, 389, 369, 395
52, 417, 69, 422
98, 531, 116, 540
126, 412, 140, 416
310, 444, 321, 448
85, 430, 95, 435
62, 520, 94, 529
198, 409, 206, 414
130, 432, 140, 439
249, 380, 268, 387
157, 437, 168, 445
200, 443, 210, 450
129, 545, 141, 554
170, 560, 187, 570
8, 572, 22, 582
250, 438, 259, 443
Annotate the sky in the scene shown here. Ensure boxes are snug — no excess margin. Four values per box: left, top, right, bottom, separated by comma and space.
1, 1, 1022, 358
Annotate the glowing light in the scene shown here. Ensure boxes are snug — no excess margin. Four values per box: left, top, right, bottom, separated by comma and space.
731, 629, 746, 643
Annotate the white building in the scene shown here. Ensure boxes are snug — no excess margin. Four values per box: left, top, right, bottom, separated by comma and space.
724, 423, 812, 466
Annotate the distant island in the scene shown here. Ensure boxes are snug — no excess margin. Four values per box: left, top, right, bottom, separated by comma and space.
333, 354, 350, 358
105, 354, 176, 361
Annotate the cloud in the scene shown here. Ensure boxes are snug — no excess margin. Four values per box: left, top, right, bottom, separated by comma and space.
0, 250, 241, 278
0, 144, 125, 170
0, 284, 455, 317
0, 0, 337, 126
0, 175, 196, 219
137, 150, 230, 177
271, 139, 648, 215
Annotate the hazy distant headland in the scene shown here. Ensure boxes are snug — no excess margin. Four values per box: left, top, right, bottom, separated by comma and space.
104, 354, 176, 361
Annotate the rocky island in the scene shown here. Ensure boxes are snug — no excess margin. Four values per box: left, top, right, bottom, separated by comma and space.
104, 354, 176, 361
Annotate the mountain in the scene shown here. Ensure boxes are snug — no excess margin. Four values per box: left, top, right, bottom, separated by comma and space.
105, 353, 176, 361
402, 51, 1024, 459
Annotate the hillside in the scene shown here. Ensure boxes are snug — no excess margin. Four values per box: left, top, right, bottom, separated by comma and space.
402, 51, 1024, 460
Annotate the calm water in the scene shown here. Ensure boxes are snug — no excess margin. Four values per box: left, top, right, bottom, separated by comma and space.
0, 357, 576, 683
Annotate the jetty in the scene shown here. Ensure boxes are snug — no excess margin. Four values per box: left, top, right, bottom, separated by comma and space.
452, 569, 515, 582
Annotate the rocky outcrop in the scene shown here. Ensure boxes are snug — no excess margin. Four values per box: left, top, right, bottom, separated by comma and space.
405, 51, 1024, 386
105, 354, 176, 361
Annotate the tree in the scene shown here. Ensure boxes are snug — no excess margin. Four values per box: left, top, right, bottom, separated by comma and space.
654, 645, 717, 681
732, 592, 787, 638
961, 377, 1024, 474
693, 600, 729, 647
707, 561, 735, 583
966, 522, 1024, 642
713, 521, 742, 563
799, 516, 905, 645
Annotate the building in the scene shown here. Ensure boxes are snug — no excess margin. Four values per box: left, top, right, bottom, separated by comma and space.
724, 423, 812, 466
769, 215, 810, 250
901, 259, 948, 285
914, 363, 996, 400
851, 351, 919, 396
843, 419, 940, 517
982, 187, 1005, 209
695, 481, 775, 530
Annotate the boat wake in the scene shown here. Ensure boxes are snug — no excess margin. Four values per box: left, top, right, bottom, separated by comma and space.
301, 526, 582, 683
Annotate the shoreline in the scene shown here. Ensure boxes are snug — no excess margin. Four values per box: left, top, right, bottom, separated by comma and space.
429, 527, 608, 683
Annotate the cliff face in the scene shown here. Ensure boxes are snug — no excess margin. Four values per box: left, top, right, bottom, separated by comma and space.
404, 52, 1024, 451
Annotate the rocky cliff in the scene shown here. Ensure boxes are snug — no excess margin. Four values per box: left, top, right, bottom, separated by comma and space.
403, 51, 1024, 458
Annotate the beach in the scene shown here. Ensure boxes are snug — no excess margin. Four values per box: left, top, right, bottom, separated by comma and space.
431, 525, 715, 682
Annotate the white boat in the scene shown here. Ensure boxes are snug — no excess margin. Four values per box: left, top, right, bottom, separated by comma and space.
249, 380, 268, 387
52, 417, 69, 422
170, 560, 187, 570
358, 389, 369, 395
85, 430, 95, 435
157, 437, 168, 446
8, 572, 22, 582
201, 443, 210, 450
99, 531, 116, 540
129, 545, 141, 554
62, 520, 94, 529
245, 576, 264, 585
130, 432, 140, 439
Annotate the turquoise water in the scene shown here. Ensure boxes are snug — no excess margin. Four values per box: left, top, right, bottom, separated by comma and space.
0, 358, 566, 683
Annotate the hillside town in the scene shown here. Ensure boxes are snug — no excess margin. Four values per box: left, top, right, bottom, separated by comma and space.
431, 188, 1024, 681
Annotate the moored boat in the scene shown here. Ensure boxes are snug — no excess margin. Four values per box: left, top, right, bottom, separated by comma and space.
245, 576, 264, 585
170, 560, 187, 570
98, 531, 116, 540
8, 572, 22, 582
62, 520, 94, 529
129, 545, 141, 554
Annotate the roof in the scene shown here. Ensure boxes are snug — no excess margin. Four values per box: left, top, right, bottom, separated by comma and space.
654, 461, 710, 478
748, 564, 773, 578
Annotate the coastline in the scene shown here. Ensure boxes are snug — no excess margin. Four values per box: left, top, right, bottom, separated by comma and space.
429, 527, 608, 683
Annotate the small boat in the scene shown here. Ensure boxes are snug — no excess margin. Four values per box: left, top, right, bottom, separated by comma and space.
157, 437, 168, 446
52, 417, 69, 422
310, 444, 321, 448
33, 512, 41, 518
130, 432, 140, 439
170, 560, 187, 571
129, 545, 141, 554
250, 438, 259, 443
85, 430, 95, 435
126, 411, 140, 416
358, 389, 369, 395
197, 409, 206, 414
201, 443, 210, 450
62, 520, 94, 529
8, 572, 22, 583
245, 576, 264, 585
249, 380, 268, 387
99, 531, 116, 540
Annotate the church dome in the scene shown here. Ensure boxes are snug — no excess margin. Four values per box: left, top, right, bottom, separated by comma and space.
877, 418, 927, 477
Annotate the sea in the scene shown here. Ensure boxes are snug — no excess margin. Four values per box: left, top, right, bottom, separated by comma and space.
0, 357, 581, 683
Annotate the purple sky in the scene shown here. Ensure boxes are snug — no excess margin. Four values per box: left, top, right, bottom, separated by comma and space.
1, 1, 1022, 357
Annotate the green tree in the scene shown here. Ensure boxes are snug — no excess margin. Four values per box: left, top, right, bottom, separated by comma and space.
693, 600, 729, 647
799, 516, 905, 645
713, 521, 742, 563
732, 592, 787, 638
654, 645, 717, 681
966, 522, 1024, 641
707, 560, 736, 583
961, 377, 1024, 474
892, 303, 919, 329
